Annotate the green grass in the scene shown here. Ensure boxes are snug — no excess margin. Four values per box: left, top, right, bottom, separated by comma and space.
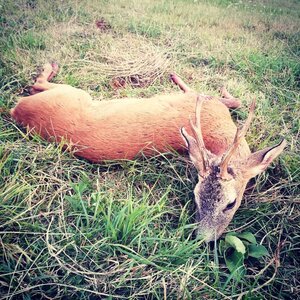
0, 0, 299, 299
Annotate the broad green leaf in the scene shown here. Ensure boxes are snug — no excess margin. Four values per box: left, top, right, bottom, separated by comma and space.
226, 232, 238, 236
236, 232, 257, 244
218, 239, 226, 254
225, 235, 246, 254
224, 249, 246, 280
248, 244, 269, 258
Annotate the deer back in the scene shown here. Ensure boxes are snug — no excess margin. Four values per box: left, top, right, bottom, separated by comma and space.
11, 88, 249, 162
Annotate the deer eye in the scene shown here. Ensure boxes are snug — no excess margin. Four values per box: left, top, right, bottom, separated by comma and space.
223, 199, 236, 212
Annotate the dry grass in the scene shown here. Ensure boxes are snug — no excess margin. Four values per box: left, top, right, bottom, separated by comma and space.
0, 0, 299, 299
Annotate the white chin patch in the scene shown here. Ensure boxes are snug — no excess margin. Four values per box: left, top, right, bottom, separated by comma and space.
223, 182, 237, 206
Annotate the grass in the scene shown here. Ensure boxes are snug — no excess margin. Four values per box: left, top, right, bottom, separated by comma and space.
0, 0, 299, 298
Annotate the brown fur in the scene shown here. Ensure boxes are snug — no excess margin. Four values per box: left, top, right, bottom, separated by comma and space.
11, 70, 249, 162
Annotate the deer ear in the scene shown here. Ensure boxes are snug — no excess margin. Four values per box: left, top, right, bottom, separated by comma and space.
180, 127, 204, 174
243, 139, 287, 179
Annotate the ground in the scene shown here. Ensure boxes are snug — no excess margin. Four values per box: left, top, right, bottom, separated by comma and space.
0, 0, 299, 299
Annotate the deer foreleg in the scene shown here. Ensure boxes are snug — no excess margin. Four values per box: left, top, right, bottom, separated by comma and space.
170, 73, 192, 93
219, 86, 241, 109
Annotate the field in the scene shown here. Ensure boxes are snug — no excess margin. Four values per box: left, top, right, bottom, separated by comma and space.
0, 0, 299, 299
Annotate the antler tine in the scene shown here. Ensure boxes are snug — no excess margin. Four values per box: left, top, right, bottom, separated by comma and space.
220, 99, 256, 179
189, 95, 210, 172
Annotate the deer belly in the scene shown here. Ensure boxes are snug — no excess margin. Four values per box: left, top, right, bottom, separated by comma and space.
70, 109, 188, 162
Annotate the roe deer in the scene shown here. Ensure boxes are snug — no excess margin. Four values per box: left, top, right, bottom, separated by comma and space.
10, 63, 286, 241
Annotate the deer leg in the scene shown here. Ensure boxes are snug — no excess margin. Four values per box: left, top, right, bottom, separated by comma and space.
170, 73, 192, 93
38, 62, 59, 82
218, 97, 241, 109
219, 86, 241, 109
170, 74, 241, 109
29, 62, 61, 95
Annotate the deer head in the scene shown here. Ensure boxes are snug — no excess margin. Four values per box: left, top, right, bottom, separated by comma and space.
181, 96, 287, 242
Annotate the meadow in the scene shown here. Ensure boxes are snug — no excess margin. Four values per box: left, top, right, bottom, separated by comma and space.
0, 0, 299, 299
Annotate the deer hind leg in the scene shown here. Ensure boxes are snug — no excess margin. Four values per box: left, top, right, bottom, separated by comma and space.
29, 62, 61, 95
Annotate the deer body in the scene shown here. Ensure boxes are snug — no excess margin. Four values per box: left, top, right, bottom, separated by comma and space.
10, 63, 286, 241
11, 72, 249, 162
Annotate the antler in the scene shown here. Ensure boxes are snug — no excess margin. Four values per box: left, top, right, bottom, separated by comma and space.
190, 95, 210, 173
180, 95, 211, 175
219, 99, 256, 179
